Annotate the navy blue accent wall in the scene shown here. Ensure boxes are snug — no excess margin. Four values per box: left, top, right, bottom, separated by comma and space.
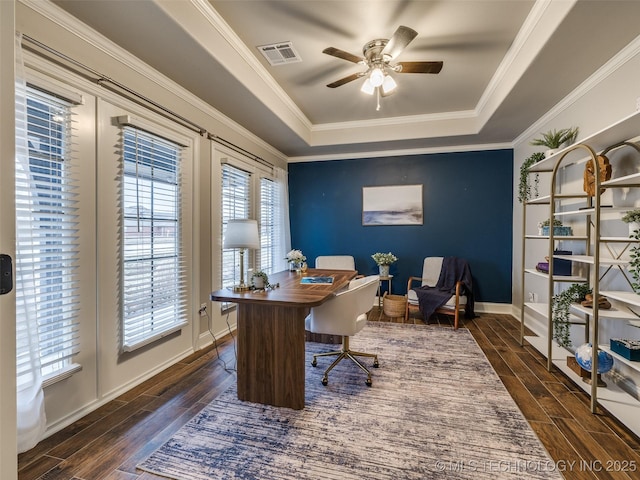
288, 150, 513, 304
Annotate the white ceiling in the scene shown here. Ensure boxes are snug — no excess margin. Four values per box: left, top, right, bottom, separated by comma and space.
52, 0, 640, 160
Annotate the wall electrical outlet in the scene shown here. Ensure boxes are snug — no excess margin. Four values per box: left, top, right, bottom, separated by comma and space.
199, 303, 207, 316
528, 292, 534, 302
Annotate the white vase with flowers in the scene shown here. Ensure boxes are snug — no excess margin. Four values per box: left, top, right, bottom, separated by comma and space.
286, 249, 307, 272
371, 252, 398, 277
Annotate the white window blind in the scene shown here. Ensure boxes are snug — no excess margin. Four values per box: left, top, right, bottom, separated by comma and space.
221, 163, 250, 290
260, 177, 277, 274
121, 126, 187, 351
16, 87, 80, 380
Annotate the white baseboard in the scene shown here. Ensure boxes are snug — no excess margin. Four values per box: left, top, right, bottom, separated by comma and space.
374, 298, 512, 315
473, 302, 512, 314
43, 345, 196, 439
197, 323, 237, 350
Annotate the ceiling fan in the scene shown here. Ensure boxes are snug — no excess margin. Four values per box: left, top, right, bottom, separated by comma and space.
322, 26, 443, 109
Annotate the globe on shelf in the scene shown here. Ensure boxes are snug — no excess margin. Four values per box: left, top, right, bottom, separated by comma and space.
575, 343, 614, 374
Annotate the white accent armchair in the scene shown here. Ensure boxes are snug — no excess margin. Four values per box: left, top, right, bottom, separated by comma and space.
405, 257, 472, 329
305, 275, 380, 386
315, 255, 356, 271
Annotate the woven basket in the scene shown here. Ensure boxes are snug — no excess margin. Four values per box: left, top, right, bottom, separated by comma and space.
383, 293, 406, 318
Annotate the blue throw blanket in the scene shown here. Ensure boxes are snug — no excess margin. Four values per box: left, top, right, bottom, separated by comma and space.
412, 257, 475, 322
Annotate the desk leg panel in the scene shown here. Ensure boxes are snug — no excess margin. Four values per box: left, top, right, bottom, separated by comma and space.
236, 304, 308, 410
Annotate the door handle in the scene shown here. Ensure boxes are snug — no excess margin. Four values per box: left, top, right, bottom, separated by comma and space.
0, 254, 13, 294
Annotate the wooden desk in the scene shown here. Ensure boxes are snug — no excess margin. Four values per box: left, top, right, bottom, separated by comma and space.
210, 268, 356, 410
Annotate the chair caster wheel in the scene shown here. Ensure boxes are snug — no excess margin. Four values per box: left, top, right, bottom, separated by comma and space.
321, 377, 328, 386
365, 379, 372, 387
373, 360, 379, 368
311, 359, 317, 367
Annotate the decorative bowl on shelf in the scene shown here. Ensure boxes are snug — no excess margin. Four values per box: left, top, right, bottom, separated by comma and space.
575, 343, 614, 374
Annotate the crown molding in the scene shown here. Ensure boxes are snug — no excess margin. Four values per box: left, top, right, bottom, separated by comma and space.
311, 109, 476, 132
476, 0, 556, 114
19, 0, 288, 164
174, 0, 510, 146
287, 142, 513, 163
476, 0, 576, 127
188, 0, 313, 132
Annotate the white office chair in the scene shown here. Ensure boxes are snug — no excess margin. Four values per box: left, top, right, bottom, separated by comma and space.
405, 257, 472, 329
305, 275, 380, 386
315, 255, 356, 271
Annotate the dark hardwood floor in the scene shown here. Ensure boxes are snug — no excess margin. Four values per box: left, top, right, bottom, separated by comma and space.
17, 309, 640, 480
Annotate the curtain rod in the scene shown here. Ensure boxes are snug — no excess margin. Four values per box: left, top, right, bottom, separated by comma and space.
208, 134, 273, 169
21, 34, 274, 168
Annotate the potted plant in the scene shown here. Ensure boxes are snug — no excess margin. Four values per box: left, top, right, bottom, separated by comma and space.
371, 252, 398, 277
518, 152, 545, 203
538, 218, 572, 236
622, 208, 640, 235
252, 270, 269, 289
551, 283, 591, 348
530, 127, 579, 157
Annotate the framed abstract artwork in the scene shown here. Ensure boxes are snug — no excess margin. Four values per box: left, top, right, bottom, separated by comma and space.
362, 184, 423, 226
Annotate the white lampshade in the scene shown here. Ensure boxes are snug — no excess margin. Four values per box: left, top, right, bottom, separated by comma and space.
381, 75, 397, 94
223, 219, 260, 249
360, 78, 375, 95
369, 67, 384, 87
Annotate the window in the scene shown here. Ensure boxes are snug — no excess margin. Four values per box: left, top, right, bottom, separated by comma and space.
260, 177, 277, 274
220, 157, 287, 292
15, 87, 79, 380
221, 163, 251, 289
121, 126, 187, 351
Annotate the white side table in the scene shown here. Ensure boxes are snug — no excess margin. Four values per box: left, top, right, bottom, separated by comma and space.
377, 275, 393, 307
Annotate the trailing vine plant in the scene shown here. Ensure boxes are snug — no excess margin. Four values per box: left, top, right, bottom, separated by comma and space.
628, 228, 640, 293
551, 283, 591, 348
518, 152, 545, 203
622, 209, 640, 224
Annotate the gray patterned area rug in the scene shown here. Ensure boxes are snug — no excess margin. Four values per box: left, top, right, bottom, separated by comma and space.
138, 322, 562, 479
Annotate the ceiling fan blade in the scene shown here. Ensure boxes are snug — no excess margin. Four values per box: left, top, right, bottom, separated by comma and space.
322, 47, 364, 64
326, 72, 363, 88
381, 25, 418, 60
396, 61, 443, 74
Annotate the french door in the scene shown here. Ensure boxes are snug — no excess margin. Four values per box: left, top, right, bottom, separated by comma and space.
0, 1, 18, 478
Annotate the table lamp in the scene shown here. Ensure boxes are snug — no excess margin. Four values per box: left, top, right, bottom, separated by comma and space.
223, 219, 260, 292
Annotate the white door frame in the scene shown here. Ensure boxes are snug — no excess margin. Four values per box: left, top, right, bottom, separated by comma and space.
1, 1, 18, 478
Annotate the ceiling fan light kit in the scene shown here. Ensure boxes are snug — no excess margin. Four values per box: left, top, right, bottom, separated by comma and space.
369, 67, 385, 87
323, 25, 442, 109
360, 78, 375, 95
360, 73, 397, 96
382, 75, 397, 94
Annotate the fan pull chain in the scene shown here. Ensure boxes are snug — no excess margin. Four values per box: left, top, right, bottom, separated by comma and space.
376, 88, 381, 111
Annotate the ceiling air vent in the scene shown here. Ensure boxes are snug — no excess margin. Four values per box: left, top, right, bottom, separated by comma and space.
257, 42, 302, 66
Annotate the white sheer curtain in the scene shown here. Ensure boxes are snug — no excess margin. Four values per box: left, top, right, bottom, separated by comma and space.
273, 166, 291, 272
14, 32, 47, 453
